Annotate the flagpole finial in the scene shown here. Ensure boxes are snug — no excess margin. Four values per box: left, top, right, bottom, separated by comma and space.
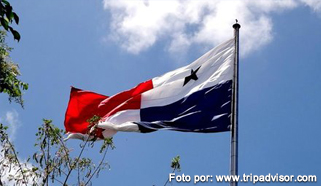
233, 19, 241, 29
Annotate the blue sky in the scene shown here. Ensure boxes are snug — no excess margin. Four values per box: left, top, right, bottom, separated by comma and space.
1, 0, 321, 185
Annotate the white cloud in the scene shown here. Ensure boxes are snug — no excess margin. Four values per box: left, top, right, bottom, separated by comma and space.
102, 0, 318, 56
300, 0, 321, 13
104, 0, 181, 54
4, 110, 21, 141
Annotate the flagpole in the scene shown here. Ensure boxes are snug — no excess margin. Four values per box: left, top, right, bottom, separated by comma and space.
230, 21, 240, 186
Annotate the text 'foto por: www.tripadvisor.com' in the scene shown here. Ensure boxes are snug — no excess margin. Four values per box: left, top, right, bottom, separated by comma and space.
169, 173, 317, 184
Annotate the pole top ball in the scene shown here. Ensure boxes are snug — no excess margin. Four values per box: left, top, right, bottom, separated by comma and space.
233, 19, 241, 29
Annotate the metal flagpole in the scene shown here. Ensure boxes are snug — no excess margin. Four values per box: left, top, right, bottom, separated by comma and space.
230, 21, 240, 186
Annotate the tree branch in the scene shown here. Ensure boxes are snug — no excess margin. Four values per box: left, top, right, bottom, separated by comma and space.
62, 135, 90, 186
5, 138, 29, 186
84, 145, 109, 186
163, 168, 176, 186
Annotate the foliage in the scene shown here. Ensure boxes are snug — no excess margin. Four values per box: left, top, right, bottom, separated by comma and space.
164, 155, 181, 186
33, 118, 114, 186
170, 155, 181, 171
0, 0, 20, 41
0, 30, 28, 107
0, 115, 183, 186
0, 118, 115, 186
1, 0, 27, 107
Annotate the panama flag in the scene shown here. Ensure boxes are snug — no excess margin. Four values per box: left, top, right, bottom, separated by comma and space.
64, 38, 235, 140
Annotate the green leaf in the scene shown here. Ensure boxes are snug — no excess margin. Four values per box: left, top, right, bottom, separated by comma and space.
2, 0, 9, 6
5, 4, 13, 20
6, 10, 14, 22
9, 27, 20, 41
1, 18, 9, 30
22, 83, 28, 90
171, 155, 181, 170
13, 12, 19, 24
